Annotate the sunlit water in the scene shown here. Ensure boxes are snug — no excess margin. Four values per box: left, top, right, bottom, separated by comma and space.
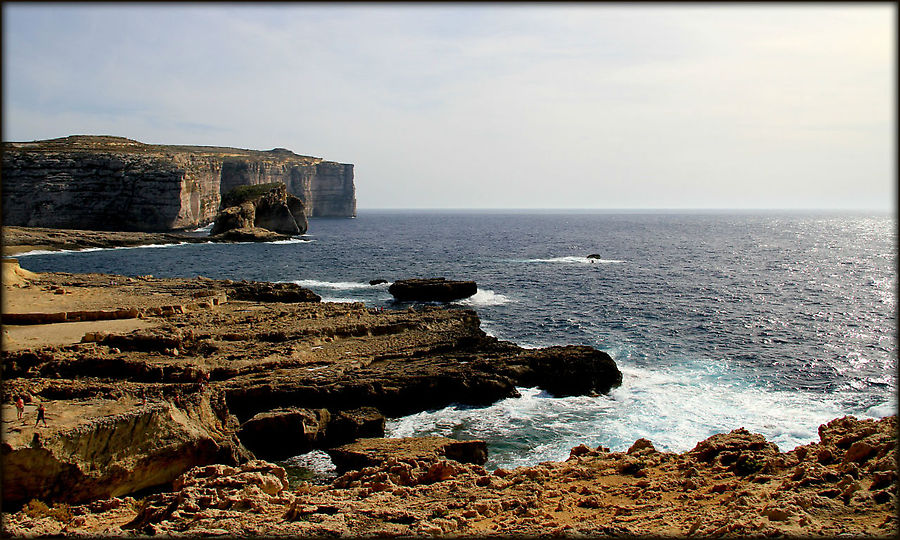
14, 211, 897, 472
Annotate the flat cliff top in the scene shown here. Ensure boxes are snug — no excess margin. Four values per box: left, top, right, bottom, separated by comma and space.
3, 135, 324, 163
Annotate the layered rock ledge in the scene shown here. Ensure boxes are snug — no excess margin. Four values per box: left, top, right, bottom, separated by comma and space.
1, 226, 302, 258
1, 266, 621, 507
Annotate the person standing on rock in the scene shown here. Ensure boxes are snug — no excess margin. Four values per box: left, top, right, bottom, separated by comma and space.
15, 396, 25, 421
35, 403, 47, 427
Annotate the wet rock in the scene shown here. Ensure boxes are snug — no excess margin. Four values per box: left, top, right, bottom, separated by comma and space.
323, 407, 387, 446
209, 227, 293, 243
238, 408, 331, 460
389, 278, 477, 302
487, 345, 623, 397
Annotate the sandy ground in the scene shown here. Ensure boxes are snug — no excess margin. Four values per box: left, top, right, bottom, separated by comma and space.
2, 259, 170, 351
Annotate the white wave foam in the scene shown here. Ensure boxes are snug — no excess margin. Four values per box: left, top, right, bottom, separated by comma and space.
516, 256, 624, 265
12, 242, 193, 257
191, 223, 214, 233
385, 358, 892, 470
319, 297, 365, 304
280, 449, 336, 475
455, 289, 513, 306
864, 400, 898, 418
291, 279, 386, 290
267, 238, 311, 245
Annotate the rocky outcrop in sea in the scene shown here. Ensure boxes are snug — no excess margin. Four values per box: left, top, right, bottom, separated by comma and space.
210, 183, 309, 237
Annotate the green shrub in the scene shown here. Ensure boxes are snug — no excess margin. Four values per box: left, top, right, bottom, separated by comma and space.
221, 182, 284, 208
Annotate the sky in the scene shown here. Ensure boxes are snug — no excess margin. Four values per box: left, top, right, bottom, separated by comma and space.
2, 3, 896, 211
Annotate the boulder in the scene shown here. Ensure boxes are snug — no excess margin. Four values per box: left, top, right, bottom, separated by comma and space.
690, 427, 780, 475
388, 278, 477, 302
369, 279, 388, 286
327, 437, 488, 472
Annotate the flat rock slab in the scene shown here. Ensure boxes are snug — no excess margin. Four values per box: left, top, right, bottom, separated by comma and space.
327, 436, 488, 472
389, 278, 477, 302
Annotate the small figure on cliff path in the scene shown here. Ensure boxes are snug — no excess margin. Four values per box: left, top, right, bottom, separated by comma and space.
15, 396, 25, 421
35, 403, 47, 427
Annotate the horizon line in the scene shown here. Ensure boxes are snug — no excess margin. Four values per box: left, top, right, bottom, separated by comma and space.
349, 207, 895, 213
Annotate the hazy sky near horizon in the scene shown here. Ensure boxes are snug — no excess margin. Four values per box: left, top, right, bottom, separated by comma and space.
3, 3, 895, 210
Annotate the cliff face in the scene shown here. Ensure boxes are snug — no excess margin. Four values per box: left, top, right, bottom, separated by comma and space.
1, 395, 247, 505
1, 136, 356, 231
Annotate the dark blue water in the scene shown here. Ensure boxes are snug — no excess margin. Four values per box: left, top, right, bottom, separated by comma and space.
14, 211, 897, 468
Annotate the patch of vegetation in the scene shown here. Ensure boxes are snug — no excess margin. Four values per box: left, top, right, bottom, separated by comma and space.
220, 182, 284, 208
22, 499, 74, 523
734, 453, 766, 476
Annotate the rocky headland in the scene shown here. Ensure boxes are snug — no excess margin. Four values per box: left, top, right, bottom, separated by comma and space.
1, 260, 896, 537
1, 261, 620, 501
1, 135, 356, 232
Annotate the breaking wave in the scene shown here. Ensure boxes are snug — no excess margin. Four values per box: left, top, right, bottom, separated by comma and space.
291, 279, 388, 290
455, 289, 513, 306
11, 242, 194, 257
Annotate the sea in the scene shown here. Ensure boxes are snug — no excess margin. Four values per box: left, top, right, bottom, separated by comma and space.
11, 210, 897, 474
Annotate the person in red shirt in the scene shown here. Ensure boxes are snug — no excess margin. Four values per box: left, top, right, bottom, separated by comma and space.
15, 396, 25, 421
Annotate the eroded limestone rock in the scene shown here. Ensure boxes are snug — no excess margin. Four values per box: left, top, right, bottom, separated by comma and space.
1, 393, 248, 506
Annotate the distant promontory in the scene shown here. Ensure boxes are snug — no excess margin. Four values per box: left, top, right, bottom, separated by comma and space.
1, 135, 356, 231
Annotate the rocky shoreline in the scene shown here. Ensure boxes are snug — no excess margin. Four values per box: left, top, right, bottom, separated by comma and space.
1, 224, 301, 258
1, 258, 896, 537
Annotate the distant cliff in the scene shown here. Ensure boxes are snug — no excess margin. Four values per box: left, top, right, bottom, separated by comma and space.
1, 135, 356, 231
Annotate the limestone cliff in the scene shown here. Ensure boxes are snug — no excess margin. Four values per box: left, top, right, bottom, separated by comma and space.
1, 135, 356, 231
